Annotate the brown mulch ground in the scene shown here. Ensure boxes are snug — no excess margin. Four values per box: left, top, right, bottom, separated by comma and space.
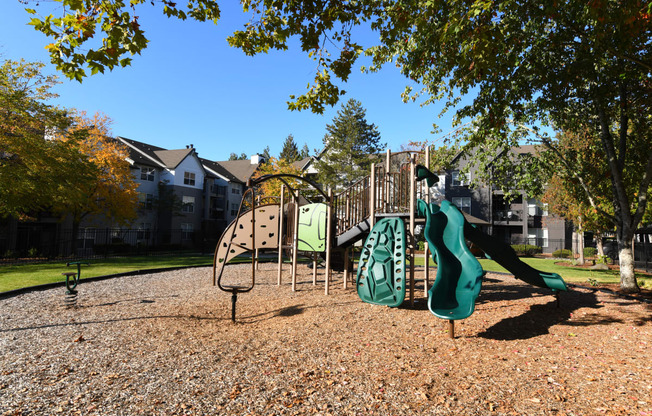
1, 264, 651, 415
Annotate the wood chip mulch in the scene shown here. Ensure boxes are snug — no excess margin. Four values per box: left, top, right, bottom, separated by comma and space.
1, 264, 650, 415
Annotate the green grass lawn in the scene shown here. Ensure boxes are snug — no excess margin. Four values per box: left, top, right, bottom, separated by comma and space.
411, 255, 652, 289
3, 254, 651, 294
0, 255, 214, 293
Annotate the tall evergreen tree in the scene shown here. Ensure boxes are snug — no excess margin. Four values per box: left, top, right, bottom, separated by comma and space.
279, 134, 300, 162
299, 143, 310, 159
228, 152, 247, 161
314, 99, 385, 190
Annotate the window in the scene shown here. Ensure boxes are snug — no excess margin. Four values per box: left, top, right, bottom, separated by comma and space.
231, 187, 240, 194
528, 228, 549, 248
184, 171, 196, 186
451, 170, 468, 187
528, 199, 549, 216
181, 223, 193, 240
182, 196, 195, 213
231, 209, 237, 216
138, 193, 153, 210
451, 197, 471, 214
140, 167, 155, 181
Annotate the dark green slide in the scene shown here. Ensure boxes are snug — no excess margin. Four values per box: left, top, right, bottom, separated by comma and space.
417, 200, 485, 320
463, 222, 568, 292
356, 218, 407, 307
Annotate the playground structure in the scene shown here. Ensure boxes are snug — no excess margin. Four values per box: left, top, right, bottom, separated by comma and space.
213, 150, 567, 335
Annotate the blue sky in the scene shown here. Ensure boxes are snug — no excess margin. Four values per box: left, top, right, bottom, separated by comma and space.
1, 2, 457, 162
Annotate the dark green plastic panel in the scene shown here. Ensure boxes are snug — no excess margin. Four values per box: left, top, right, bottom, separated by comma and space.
356, 218, 406, 307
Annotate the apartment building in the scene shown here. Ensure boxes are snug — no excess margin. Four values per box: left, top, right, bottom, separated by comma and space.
445, 146, 572, 253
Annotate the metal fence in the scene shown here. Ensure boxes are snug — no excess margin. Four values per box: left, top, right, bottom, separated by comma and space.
0, 227, 220, 265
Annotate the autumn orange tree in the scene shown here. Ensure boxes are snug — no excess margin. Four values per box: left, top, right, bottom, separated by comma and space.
53, 110, 139, 241
251, 157, 303, 203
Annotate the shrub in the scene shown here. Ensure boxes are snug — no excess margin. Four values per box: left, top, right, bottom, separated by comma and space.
27, 247, 39, 257
583, 247, 598, 257
511, 244, 542, 256
2, 250, 17, 259
552, 249, 573, 259
596, 254, 612, 265
417, 240, 426, 251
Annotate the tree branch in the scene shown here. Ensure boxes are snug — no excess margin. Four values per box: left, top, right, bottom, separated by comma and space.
538, 136, 617, 225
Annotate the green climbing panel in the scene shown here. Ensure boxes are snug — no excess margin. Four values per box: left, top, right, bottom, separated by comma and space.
297, 203, 327, 252
356, 218, 407, 307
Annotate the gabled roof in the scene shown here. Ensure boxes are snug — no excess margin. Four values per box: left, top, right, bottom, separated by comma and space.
293, 157, 312, 171
117, 136, 203, 170
217, 159, 261, 183
201, 158, 241, 183
154, 148, 194, 169
116, 136, 167, 168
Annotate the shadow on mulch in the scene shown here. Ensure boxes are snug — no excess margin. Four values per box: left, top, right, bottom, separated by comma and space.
474, 282, 652, 340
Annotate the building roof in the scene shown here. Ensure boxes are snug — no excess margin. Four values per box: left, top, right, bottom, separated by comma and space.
153, 148, 194, 169
292, 157, 312, 171
217, 159, 261, 183
116, 136, 167, 168
201, 158, 241, 183
117, 136, 205, 171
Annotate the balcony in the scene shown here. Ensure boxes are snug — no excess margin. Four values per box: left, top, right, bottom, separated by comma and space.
493, 209, 523, 223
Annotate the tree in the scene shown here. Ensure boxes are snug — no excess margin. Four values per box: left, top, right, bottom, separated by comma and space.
279, 134, 300, 162
251, 157, 303, 201
52, 110, 139, 244
261, 146, 271, 161
313, 99, 385, 190
0, 59, 86, 219
299, 143, 310, 159
228, 152, 248, 161
26, 2, 651, 291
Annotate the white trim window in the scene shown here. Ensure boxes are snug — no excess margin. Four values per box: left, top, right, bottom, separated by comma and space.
182, 196, 195, 213
528, 199, 549, 216
140, 167, 155, 181
452, 196, 471, 214
451, 170, 468, 187
184, 171, 196, 186
528, 228, 549, 248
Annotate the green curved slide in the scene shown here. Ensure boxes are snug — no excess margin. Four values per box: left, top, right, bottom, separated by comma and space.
463, 221, 567, 291
417, 199, 485, 320
417, 198, 567, 321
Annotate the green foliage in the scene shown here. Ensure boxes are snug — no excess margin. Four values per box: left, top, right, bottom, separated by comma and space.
299, 143, 310, 159
0, 59, 94, 219
313, 99, 385, 190
583, 247, 598, 258
279, 134, 300, 162
596, 255, 612, 265
552, 249, 573, 259
27, 0, 220, 82
228, 152, 248, 161
27, 248, 39, 258
261, 146, 271, 161
510, 244, 542, 257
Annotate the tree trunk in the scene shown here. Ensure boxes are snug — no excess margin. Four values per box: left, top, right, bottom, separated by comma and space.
577, 230, 585, 265
596, 233, 604, 257
617, 230, 640, 293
